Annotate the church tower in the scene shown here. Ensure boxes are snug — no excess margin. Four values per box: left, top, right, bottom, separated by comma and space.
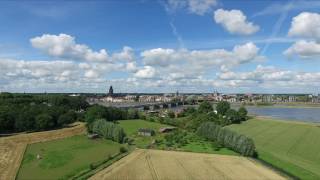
108, 86, 114, 97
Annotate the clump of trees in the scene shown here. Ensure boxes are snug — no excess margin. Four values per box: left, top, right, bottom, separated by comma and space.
175, 101, 248, 131
91, 119, 126, 143
85, 105, 141, 130
164, 130, 188, 147
0, 93, 88, 133
197, 122, 256, 157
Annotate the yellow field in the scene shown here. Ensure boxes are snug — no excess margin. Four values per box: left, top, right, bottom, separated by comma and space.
0, 122, 86, 180
90, 149, 286, 180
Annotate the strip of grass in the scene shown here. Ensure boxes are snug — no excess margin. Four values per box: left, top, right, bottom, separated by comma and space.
228, 118, 320, 179
17, 135, 121, 180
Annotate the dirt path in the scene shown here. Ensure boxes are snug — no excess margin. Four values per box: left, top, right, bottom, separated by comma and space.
0, 122, 86, 180
90, 149, 287, 180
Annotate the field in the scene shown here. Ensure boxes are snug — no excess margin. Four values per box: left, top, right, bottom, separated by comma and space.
90, 149, 285, 180
0, 122, 85, 180
118, 120, 237, 155
17, 135, 122, 180
228, 117, 320, 179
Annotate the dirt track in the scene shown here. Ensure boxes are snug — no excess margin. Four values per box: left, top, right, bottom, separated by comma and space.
0, 122, 86, 180
90, 149, 287, 180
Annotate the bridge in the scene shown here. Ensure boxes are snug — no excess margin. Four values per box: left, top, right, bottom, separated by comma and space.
88, 101, 185, 111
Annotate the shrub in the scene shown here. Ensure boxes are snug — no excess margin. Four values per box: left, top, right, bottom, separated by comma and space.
120, 146, 128, 153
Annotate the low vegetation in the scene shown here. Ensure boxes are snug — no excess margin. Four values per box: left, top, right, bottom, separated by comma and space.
17, 135, 122, 180
228, 118, 320, 179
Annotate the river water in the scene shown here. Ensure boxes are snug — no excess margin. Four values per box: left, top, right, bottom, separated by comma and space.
245, 106, 320, 123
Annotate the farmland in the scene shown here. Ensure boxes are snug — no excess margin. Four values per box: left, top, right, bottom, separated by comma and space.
228, 117, 320, 179
17, 135, 122, 180
90, 149, 285, 180
0, 122, 85, 180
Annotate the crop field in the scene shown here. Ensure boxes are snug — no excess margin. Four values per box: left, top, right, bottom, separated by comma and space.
90, 149, 285, 180
0, 122, 85, 180
228, 118, 320, 179
17, 135, 122, 180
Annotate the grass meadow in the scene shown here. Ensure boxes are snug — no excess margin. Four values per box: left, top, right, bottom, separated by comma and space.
228, 118, 320, 179
17, 135, 121, 180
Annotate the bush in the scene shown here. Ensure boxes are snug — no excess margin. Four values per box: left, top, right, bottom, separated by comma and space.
120, 146, 128, 153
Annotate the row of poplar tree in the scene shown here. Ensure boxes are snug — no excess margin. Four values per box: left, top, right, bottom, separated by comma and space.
197, 122, 256, 157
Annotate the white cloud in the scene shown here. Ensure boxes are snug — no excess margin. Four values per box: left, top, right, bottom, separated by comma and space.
284, 40, 320, 58
84, 69, 99, 79
215, 65, 320, 91
167, 0, 217, 15
141, 42, 263, 69
134, 66, 156, 79
214, 9, 260, 35
112, 46, 135, 62
288, 12, 320, 40
285, 12, 320, 58
31, 34, 110, 62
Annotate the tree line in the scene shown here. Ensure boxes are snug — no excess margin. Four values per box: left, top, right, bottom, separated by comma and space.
0, 93, 89, 133
197, 122, 256, 157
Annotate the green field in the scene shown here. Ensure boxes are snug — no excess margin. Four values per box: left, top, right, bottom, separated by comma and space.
119, 119, 237, 155
228, 118, 320, 179
17, 135, 121, 180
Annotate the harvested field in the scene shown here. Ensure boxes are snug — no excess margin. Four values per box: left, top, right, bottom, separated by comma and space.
90, 149, 286, 180
0, 122, 85, 180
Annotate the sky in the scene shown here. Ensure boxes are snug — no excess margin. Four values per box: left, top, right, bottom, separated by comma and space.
0, 0, 320, 94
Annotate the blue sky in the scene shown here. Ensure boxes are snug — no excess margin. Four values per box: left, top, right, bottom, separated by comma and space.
0, 0, 320, 93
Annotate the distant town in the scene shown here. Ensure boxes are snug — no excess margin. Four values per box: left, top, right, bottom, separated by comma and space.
84, 86, 320, 107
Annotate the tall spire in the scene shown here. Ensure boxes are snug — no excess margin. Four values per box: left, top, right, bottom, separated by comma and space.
108, 85, 114, 97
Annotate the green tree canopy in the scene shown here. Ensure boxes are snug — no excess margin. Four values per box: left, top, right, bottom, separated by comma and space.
216, 101, 231, 116
238, 106, 248, 121
198, 101, 213, 113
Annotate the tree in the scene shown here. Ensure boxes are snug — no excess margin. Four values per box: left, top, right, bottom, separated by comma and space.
85, 105, 108, 131
91, 119, 126, 143
216, 101, 230, 116
198, 101, 213, 113
226, 109, 241, 124
35, 113, 54, 130
238, 106, 248, 121
127, 108, 139, 119
58, 111, 77, 126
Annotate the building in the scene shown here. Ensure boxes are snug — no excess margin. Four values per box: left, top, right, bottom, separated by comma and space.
108, 86, 114, 97
138, 128, 155, 136
288, 96, 296, 102
159, 127, 177, 133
